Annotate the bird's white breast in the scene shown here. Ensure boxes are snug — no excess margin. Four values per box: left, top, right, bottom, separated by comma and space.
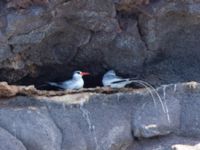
66, 78, 84, 90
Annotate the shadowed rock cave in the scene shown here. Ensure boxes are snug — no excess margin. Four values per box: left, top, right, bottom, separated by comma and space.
15, 68, 105, 89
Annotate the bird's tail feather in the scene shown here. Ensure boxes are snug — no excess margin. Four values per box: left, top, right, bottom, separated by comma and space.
130, 77, 138, 81
127, 80, 134, 84
47, 82, 59, 87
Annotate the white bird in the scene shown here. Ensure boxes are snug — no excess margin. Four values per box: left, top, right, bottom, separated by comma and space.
48, 71, 90, 90
102, 70, 134, 88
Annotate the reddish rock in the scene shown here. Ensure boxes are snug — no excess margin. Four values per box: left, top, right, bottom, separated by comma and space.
7, 0, 49, 9
0, 82, 18, 98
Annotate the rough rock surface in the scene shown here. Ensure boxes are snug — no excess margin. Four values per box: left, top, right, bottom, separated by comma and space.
0, 82, 199, 150
0, 127, 26, 150
139, 0, 200, 85
129, 135, 200, 150
0, 0, 200, 86
0, 106, 61, 150
0, 0, 147, 84
1, 0, 199, 87
0, 0, 200, 149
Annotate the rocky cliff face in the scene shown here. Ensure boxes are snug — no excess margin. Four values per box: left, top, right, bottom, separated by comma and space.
0, 0, 200, 149
0, 0, 199, 86
0, 82, 200, 150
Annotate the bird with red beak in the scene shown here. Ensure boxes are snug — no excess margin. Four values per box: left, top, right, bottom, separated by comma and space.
48, 71, 90, 90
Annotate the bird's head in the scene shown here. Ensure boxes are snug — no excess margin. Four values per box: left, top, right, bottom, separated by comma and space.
105, 70, 116, 76
73, 71, 90, 78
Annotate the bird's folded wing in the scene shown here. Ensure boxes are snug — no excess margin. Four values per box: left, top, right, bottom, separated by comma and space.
47, 82, 65, 89
111, 79, 129, 84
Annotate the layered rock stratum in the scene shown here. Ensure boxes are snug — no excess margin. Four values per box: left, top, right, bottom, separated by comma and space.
0, 81, 200, 150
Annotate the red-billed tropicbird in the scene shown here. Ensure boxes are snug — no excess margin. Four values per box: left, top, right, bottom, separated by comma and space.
102, 70, 134, 88
48, 71, 90, 90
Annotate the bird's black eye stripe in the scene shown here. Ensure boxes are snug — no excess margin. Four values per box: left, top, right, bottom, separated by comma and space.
75, 71, 81, 74
112, 79, 127, 84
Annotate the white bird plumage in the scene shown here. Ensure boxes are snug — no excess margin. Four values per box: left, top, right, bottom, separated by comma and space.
48, 71, 90, 90
102, 70, 134, 88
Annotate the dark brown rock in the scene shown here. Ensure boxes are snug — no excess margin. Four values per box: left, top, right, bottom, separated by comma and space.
139, 0, 200, 85
0, 0, 200, 89
0, 0, 148, 83
0, 82, 18, 98
7, 0, 49, 9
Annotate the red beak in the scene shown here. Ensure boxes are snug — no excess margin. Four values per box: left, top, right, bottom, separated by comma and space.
80, 72, 90, 76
